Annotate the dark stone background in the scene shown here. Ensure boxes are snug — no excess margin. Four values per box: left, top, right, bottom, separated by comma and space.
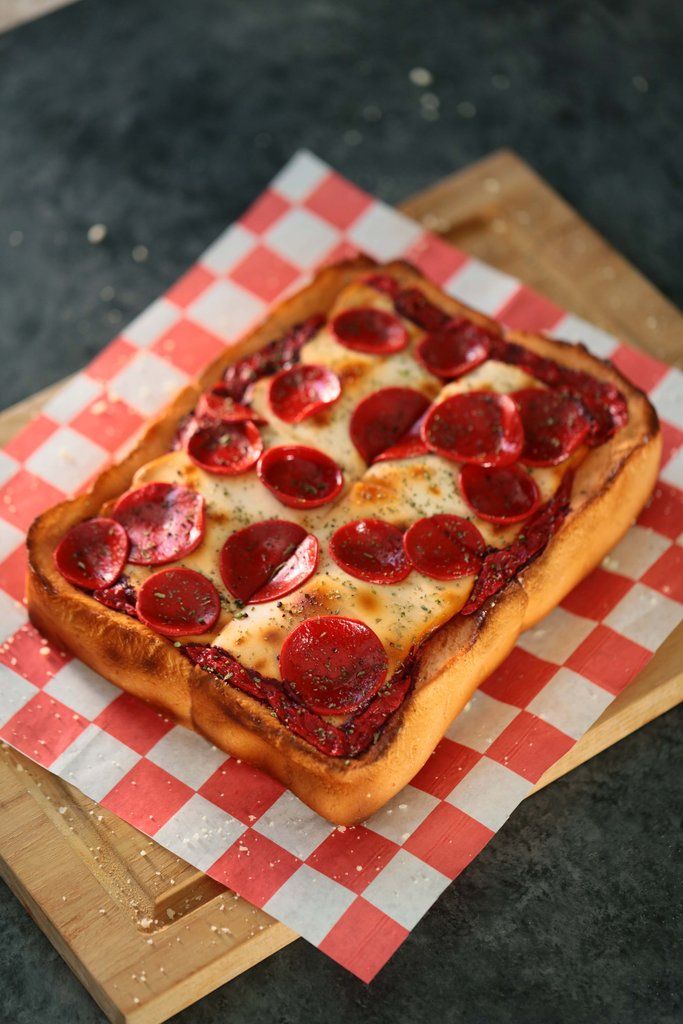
0, 1, 681, 1021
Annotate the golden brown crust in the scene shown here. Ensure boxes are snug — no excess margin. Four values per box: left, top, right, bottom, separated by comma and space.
27, 259, 661, 824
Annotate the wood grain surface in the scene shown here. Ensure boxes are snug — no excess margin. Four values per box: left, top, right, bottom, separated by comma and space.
0, 149, 680, 1024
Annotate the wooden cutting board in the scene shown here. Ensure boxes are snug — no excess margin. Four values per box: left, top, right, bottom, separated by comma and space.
0, 149, 681, 1024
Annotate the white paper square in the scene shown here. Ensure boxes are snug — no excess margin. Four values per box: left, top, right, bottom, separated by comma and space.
25, 426, 107, 494
0, 592, 28, 643
264, 865, 355, 945
446, 757, 532, 831
0, 451, 18, 489
551, 313, 618, 359
253, 789, 334, 860
445, 690, 519, 753
661, 448, 683, 490
649, 369, 683, 430
265, 208, 339, 268
109, 352, 188, 416
271, 150, 329, 202
43, 661, 120, 720
363, 849, 450, 930
604, 582, 682, 651
186, 279, 265, 341
517, 606, 595, 664
50, 725, 139, 802
601, 525, 671, 580
0, 665, 38, 726
200, 224, 256, 274
154, 794, 245, 871
147, 727, 227, 790
444, 259, 519, 316
527, 668, 613, 740
42, 374, 102, 424
347, 202, 423, 262
365, 785, 439, 844
122, 298, 180, 349
0, 520, 23, 563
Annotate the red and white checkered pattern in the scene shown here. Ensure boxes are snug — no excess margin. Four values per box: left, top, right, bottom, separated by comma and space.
0, 151, 681, 982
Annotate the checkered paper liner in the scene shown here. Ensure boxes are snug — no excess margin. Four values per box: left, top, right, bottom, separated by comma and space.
1, 151, 682, 982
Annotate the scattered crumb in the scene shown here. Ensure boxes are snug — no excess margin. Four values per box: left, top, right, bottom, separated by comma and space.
87, 223, 107, 244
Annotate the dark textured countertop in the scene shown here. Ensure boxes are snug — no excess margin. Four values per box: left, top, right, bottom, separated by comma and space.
1, 1, 681, 1021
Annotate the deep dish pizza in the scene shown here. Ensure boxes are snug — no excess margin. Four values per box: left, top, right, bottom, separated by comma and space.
27, 258, 661, 824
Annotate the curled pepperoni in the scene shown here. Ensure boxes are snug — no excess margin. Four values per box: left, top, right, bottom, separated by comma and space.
422, 392, 523, 467
332, 307, 409, 355
514, 388, 590, 466
350, 387, 430, 463
113, 483, 205, 565
459, 463, 541, 524
280, 616, 388, 715
330, 519, 411, 585
220, 520, 319, 604
221, 315, 325, 402
196, 387, 260, 424
404, 515, 485, 580
54, 517, 129, 590
187, 420, 263, 475
363, 273, 401, 298
269, 364, 341, 423
416, 318, 493, 379
136, 568, 220, 637
257, 445, 343, 509
184, 643, 263, 699
93, 576, 138, 617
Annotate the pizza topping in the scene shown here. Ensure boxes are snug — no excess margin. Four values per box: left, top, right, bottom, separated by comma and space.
416, 318, 493, 379
268, 364, 341, 423
280, 616, 388, 715
330, 519, 411, 585
113, 482, 205, 565
422, 392, 523, 467
350, 386, 431, 463
257, 445, 343, 508
136, 567, 220, 636
220, 520, 319, 604
184, 643, 263, 699
514, 388, 590, 466
404, 514, 485, 580
93, 576, 138, 617
393, 288, 451, 332
373, 418, 429, 463
490, 337, 628, 444
332, 307, 409, 355
462, 472, 573, 614
459, 463, 541, 523
187, 420, 263, 475
221, 315, 325, 401
55, 517, 129, 590
195, 387, 260, 424
362, 273, 401, 298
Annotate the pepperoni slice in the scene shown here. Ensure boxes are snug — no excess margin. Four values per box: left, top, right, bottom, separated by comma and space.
54, 517, 129, 590
416, 318, 493, 379
113, 483, 205, 565
422, 392, 523, 467
269, 364, 341, 423
363, 273, 401, 298
514, 388, 590, 466
184, 643, 263, 699
332, 307, 409, 355
403, 514, 485, 580
187, 420, 263, 475
459, 463, 541, 524
257, 445, 343, 509
280, 616, 388, 715
195, 387, 259, 423
330, 519, 411, 585
136, 568, 220, 637
394, 288, 450, 332
350, 387, 430, 463
220, 520, 319, 603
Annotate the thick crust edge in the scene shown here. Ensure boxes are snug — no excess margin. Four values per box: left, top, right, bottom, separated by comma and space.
26, 258, 661, 824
